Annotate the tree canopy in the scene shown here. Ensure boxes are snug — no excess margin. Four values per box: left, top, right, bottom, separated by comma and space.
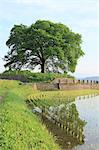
4, 20, 84, 73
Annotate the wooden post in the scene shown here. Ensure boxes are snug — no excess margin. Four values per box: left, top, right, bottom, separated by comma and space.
91, 80, 92, 84
57, 79, 61, 90
87, 80, 89, 84
78, 80, 80, 84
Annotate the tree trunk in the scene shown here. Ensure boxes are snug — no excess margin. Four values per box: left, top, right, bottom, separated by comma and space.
41, 62, 45, 73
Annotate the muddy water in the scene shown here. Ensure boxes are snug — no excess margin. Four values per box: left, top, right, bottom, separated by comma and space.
74, 96, 99, 150
42, 116, 79, 150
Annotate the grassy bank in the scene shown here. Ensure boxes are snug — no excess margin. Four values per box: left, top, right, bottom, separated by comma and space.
0, 80, 99, 150
0, 70, 73, 83
0, 80, 59, 150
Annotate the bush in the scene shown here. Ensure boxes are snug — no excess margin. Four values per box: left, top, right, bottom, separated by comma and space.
0, 70, 74, 83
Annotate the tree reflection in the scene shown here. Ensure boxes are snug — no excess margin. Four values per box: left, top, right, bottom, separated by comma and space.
42, 102, 86, 145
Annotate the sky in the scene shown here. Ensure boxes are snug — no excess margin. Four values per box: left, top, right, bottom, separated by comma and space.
0, 0, 99, 77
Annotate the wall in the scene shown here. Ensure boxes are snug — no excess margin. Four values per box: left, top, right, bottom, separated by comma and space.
33, 82, 99, 91
36, 83, 58, 90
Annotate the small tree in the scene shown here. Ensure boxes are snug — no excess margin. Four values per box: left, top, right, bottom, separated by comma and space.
4, 20, 84, 73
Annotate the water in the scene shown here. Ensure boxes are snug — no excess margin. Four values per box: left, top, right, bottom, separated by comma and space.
74, 96, 99, 150
32, 95, 99, 150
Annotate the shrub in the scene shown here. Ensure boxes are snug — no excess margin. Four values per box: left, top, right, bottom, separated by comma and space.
0, 70, 74, 83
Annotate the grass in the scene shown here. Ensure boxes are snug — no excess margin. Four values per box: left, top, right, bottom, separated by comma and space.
0, 70, 73, 82
0, 80, 99, 150
0, 80, 59, 150
27, 89, 99, 107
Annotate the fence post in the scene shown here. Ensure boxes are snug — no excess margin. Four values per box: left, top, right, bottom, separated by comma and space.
93, 80, 95, 84
90, 80, 92, 84
78, 80, 80, 84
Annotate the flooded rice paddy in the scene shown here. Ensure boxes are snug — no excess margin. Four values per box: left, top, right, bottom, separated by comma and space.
32, 94, 99, 150
74, 95, 99, 150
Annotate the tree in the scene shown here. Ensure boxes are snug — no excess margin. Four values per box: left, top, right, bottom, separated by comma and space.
4, 20, 84, 73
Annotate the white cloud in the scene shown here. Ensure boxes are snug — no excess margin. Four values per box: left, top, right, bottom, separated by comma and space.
3, 0, 97, 13
6, 0, 51, 6
76, 19, 99, 29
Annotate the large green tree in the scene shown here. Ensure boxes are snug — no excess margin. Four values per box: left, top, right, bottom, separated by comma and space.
4, 20, 84, 73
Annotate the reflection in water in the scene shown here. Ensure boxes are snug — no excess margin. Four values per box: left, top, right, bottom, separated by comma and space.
33, 100, 86, 150
28, 93, 99, 149
74, 95, 99, 150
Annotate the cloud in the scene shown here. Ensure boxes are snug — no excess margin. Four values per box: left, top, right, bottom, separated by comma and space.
2, 0, 97, 13
4, 0, 51, 6
76, 19, 98, 29
0, 0, 97, 28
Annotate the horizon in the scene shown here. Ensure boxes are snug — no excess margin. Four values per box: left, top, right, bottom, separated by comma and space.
0, 0, 99, 77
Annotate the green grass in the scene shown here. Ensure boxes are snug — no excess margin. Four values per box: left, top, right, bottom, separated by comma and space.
0, 70, 73, 82
0, 80, 59, 150
28, 89, 99, 107
0, 80, 99, 150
